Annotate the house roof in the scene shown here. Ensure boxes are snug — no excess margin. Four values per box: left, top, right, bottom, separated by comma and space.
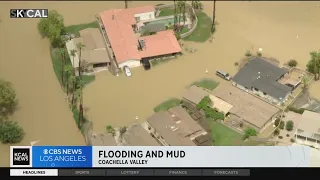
297, 111, 320, 140
99, 6, 181, 64
182, 85, 210, 104
146, 106, 207, 146
138, 30, 182, 58
232, 57, 291, 100
90, 133, 117, 146
209, 95, 233, 114
213, 84, 280, 129
122, 124, 160, 146
65, 28, 110, 68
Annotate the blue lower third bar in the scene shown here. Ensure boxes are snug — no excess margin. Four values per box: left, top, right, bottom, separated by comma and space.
32, 146, 92, 168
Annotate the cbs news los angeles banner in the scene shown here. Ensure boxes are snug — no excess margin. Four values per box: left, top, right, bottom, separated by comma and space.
10, 146, 310, 168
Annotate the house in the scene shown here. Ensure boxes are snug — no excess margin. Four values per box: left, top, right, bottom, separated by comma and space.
182, 85, 233, 115
145, 106, 212, 146
90, 133, 117, 146
232, 57, 292, 104
122, 124, 161, 146
294, 111, 320, 149
65, 28, 111, 75
98, 6, 182, 69
213, 84, 280, 132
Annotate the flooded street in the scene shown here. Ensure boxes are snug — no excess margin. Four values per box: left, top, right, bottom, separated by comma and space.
1, 1, 320, 166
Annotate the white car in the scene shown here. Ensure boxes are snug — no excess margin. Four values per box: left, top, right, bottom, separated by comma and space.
124, 66, 132, 77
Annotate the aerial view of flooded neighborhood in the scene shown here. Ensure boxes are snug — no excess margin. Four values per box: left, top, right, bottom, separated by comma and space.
1, 1, 320, 166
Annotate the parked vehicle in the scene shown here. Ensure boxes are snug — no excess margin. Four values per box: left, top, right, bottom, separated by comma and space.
124, 66, 132, 77
216, 70, 232, 81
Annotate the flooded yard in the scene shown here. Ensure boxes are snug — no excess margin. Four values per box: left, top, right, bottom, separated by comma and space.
1, 1, 320, 166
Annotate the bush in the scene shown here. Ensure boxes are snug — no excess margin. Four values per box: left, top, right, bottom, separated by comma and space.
286, 134, 290, 137
287, 106, 305, 114
278, 136, 283, 139
243, 128, 257, 139
0, 79, 18, 118
273, 129, 280, 136
0, 121, 25, 144
290, 138, 295, 143
256, 51, 262, 57
274, 118, 281, 126
196, 96, 211, 110
106, 125, 115, 136
245, 50, 252, 57
175, 32, 181, 40
203, 106, 225, 120
286, 120, 294, 131
279, 121, 285, 129
234, 62, 239, 66
288, 59, 297, 67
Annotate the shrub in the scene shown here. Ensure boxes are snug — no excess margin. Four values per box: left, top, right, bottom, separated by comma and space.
273, 129, 280, 136
0, 121, 25, 144
203, 106, 225, 120
0, 80, 18, 118
290, 138, 295, 143
245, 50, 252, 57
278, 136, 283, 139
279, 121, 285, 130
234, 62, 239, 66
287, 106, 305, 114
119, 126, 127, 135
243, 128, 257, 139
106, 125, 115, 136
274, 118, 281, 126
175, 32, 181, 40
256, 51, 262, 57
288, 59, 297, 67
286, 120, 294, 131
286, 134, 290, 137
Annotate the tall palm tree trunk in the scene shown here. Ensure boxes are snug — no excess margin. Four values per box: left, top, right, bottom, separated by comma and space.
315, 56, 318, 80
174, 0, 177, 32
211, 0, 216, 33
125, 1, 128, 9
182, 2, 186, 27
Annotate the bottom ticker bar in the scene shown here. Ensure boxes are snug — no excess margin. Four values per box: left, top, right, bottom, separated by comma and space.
10, 169, 58, 176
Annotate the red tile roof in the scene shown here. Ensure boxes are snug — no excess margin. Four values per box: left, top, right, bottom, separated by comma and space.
99, 6, 181, 64
139, 30, 182, 58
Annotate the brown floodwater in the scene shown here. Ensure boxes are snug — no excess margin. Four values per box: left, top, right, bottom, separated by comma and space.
1, 1, 320, 166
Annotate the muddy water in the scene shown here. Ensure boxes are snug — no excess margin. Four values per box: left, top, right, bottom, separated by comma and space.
1, 1, 320, 166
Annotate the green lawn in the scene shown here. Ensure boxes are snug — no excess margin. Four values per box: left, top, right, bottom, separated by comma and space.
209, 121, 244, 146
154, 98, 181, 112
159, 7, 182, 17
191, 78, 219, 91
50, 48, 95, 88
65, 21, 99, 36
183, 12, 213, 42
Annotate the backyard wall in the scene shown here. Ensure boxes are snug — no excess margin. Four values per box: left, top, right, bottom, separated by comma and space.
155, 3, 198, 39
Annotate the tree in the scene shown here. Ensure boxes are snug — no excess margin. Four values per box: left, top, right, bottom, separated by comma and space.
279, 121, 285, 130
63, 65, 73, 95
301, 76, 309, 92
211, 0, 216, 34
286, 120, 294, 131
106, 125, 115, 136
273, 129, 280, 136
192, 0, 203, 11
274, 118, 280, 126
0, 121, 25, 144
306, 51, 320, 80
173, 0, 178, 32
119, 126, 127, 136
243, 128, 257, 139
76, 80, 85, 127
76, 42, 85, 77
196, 96, 211, 110
37, 10, 65, 47
288, 59, 297, 67
177, 1, 185, 32
0, 80, 18, 118
182, 1, 187, 27
59, 48, 66, 86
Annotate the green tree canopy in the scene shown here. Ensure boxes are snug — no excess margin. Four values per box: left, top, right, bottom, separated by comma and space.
37, 10, 65, 47
0, 79, 18, 118
0, 121, 25, 144
306, 51, 320, 77
243, 128, 257, 139
285, 120, 294, 131
196, 96, 211, 110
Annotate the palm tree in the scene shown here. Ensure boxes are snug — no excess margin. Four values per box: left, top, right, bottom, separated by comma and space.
70, 74, 77, 105
76, 42, 85, 77
177, 1, 185, 32
77, 79, 84, 126
173, 0, 178, 32
70, 49, 77, 74
211, 0, 216, 34
59, 48, 66, 86
308, 51, 320, 80
63, 65, 73, 95
182, 1, 187, 27
124, 0, 128, 9
302, 76, 309, 92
